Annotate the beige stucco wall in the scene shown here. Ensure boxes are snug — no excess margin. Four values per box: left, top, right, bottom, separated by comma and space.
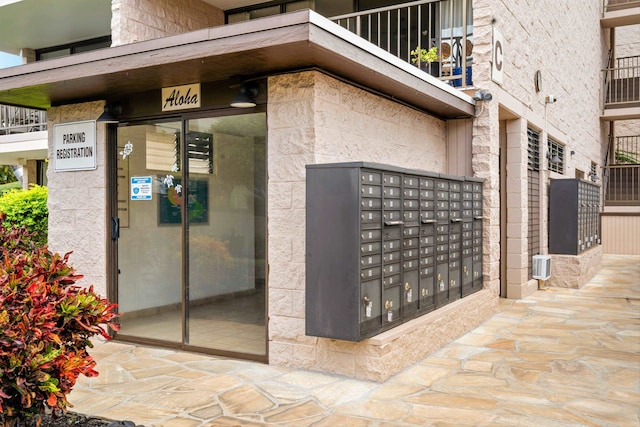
267, 71, 498, 381
472, 0, 608, 298
47, 101, 108, 297
615, 24, 640, 58
111, 0, 224, 46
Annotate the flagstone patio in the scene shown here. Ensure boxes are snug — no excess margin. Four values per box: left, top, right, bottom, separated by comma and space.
70, 254, 640, 426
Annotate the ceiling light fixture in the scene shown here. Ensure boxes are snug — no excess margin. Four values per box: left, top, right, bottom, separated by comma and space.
97, 105, 122, 123
230, 83, 259, 108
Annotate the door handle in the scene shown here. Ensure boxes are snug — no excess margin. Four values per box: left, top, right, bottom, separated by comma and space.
111, 216, 120, 240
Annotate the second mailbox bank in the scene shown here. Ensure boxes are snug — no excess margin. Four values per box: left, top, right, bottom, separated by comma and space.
306, 162, 484, 342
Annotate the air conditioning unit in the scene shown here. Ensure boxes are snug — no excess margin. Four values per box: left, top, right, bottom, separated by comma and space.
532, 255, 551, 280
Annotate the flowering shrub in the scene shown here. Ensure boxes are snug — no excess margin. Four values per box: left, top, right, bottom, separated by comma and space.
0, 213, 119, 426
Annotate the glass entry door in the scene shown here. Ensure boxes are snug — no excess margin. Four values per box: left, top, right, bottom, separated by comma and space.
114, 113, 266, 359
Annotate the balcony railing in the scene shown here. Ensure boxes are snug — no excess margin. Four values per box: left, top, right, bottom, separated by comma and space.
604, 164, 640, 205
614, 135, 639, 164
0, 105, 47, 135
603, 55, 640, 108
330, 0, 473, 87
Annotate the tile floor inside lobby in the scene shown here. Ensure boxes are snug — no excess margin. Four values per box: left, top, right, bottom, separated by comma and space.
118, 290, 266, 356
70, 255, 640, 426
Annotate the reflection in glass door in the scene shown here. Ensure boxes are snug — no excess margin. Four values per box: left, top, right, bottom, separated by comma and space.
115, 113, 267, 359
116, 121, 183, 344
186, 116, 266, 355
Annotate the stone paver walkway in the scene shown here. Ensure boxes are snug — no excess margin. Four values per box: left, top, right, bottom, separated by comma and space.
71, 255, 640, 426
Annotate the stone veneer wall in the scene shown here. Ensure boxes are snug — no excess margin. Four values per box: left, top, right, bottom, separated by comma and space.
267, 71, 499, 381
547, 247, 603, 289
111, 0, 224, 46
472, 0, 607, 298
47, 102, 108, 298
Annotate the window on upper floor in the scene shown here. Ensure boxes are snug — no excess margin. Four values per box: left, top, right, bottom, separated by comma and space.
36, 36, 111, 61
548, 138, 564, 174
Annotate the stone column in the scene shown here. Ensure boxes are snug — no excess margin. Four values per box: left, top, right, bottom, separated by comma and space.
47, 101, 109, 297
472, 100, 500, 297
504, 118, 532, 299
266, 72, 317, 367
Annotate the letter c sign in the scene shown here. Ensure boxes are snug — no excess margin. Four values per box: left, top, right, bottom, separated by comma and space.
494, 41, 503, 71
492, 27, 504, 85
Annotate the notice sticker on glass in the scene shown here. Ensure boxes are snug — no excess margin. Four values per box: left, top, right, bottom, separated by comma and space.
131, 176, 152, 200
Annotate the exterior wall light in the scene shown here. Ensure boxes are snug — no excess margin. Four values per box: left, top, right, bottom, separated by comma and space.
230, 83, 259, 108
548, 152, 562, 164
472, 90, 493, 102
97, 105, 122, 123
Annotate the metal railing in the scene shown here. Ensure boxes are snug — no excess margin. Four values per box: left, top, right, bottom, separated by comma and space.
330, 0, 473, 87
604, 164, 640, 205
603, 55, 640, 107
603, 0, 640, 13
614, 135, 639, 164
0, 105, 47, 135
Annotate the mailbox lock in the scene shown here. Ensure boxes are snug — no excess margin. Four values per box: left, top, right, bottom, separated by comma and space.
363, 296, 372, 318
450, 279, 455, 288
463, 265, 468, 276
438, 273, 445, 291
421, 288, 428, 297
405, 282, 413, 303
384, 300, 393, 322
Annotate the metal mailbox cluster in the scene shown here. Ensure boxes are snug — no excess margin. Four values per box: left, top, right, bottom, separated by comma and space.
305, 162, 484, 342
549, 178, 601, 255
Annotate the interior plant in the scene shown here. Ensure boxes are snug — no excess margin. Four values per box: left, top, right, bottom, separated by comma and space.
410, 45, 438, 67
0, 213, 120, 427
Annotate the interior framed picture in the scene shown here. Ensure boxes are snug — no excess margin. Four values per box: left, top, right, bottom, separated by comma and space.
158, 177, 209, 225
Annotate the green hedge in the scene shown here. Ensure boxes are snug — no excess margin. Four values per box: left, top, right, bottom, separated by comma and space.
0, 181, 21, 196
0, 185, 48, 246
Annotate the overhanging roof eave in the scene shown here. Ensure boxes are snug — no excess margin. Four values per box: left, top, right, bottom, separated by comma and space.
0, 10, 475, 118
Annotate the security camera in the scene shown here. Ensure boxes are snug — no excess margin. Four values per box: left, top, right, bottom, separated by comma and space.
473, 90, 493, 102
545, 95, 557, 104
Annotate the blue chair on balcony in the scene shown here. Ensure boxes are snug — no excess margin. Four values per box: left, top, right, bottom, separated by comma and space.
452, 66, 473, 87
